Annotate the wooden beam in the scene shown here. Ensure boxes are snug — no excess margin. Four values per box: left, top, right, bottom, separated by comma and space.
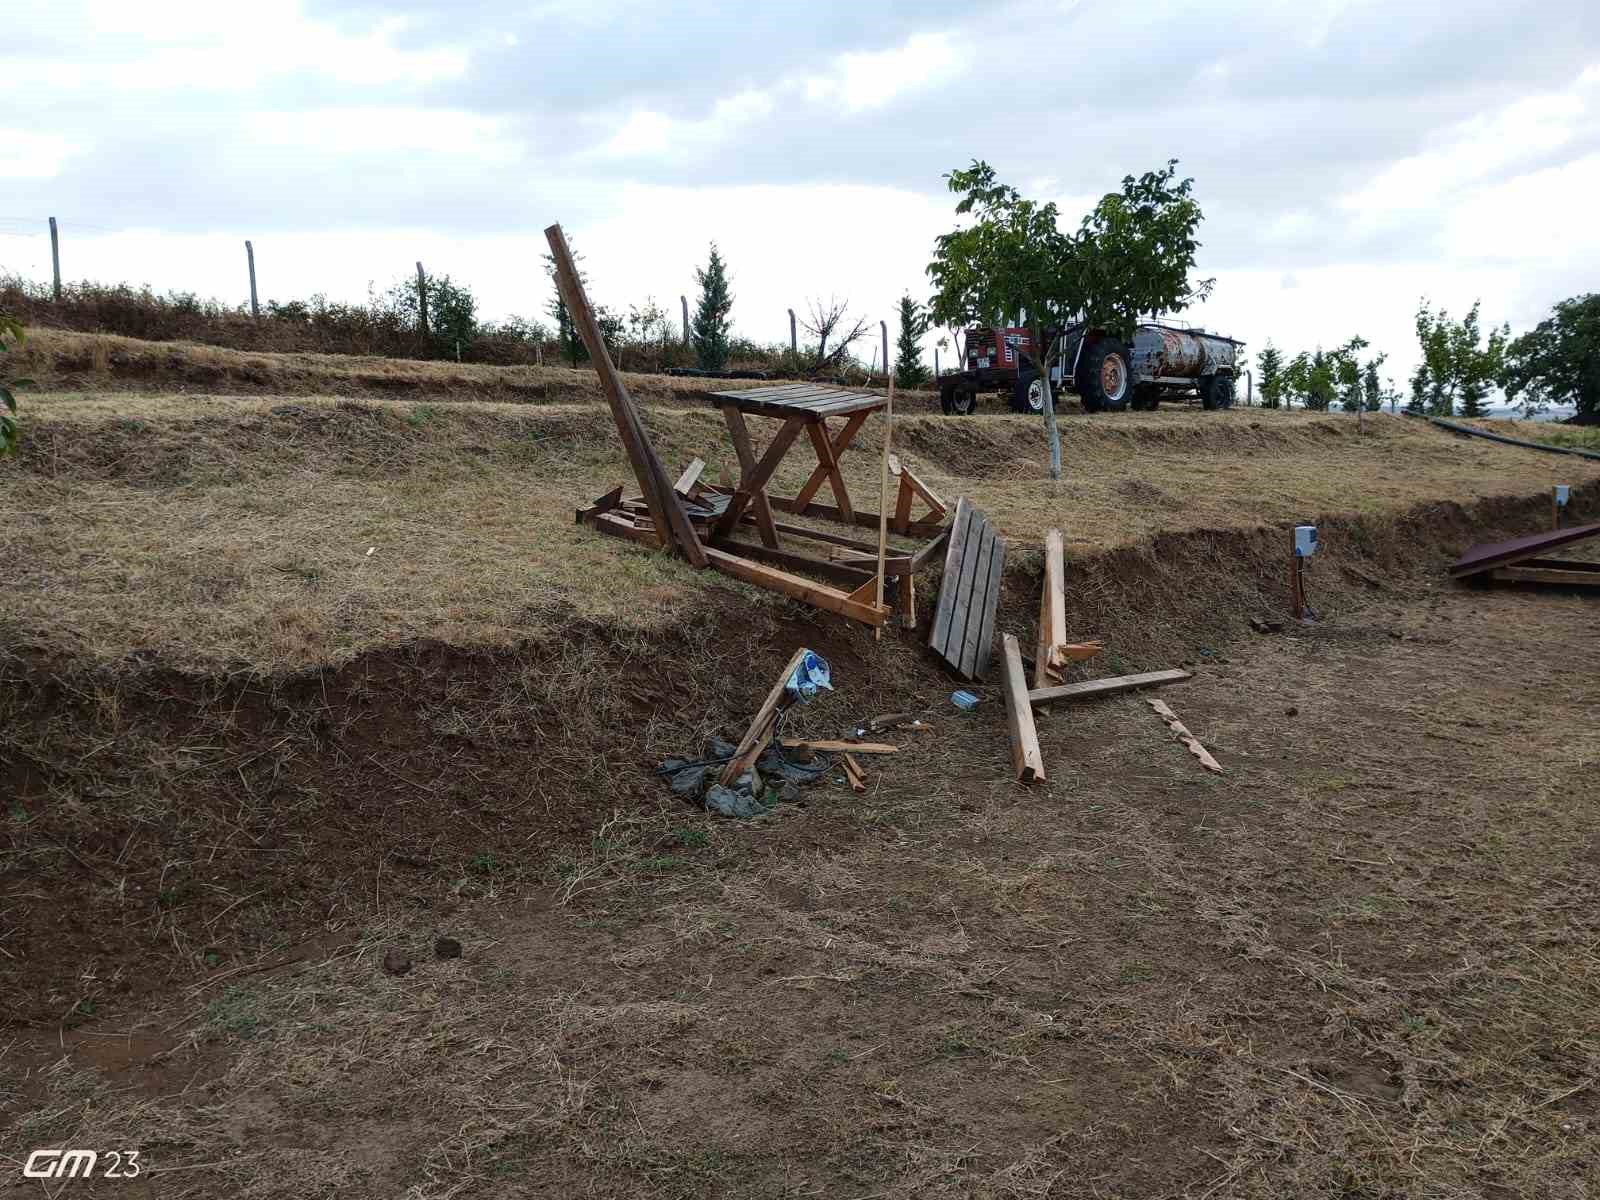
793, 410, 871, 509
768, 494, 945, 537
874, 374, 894, 640
706, 535, 875, 589
703, 547, 890, 626
546, 223, 705, 567
575, 485, 624, 525
1001, 634, 1046, 784
584, 510, 663, 548
804, 421, 855, 523
898, 463, 946, 520
720, 648, 808, 787
1034, 529, 1067, 689
1491, 565, 1600, 588
1028, 668, 1192, 707
893, 471, 915, 536
779, 739, 899, 754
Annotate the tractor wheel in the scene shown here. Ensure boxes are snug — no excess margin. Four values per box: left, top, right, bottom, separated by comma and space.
1078, 339, 1131, 413
1129, 385, 1157, 412
1012, 374, 1047, 414
941, 383, 977, 416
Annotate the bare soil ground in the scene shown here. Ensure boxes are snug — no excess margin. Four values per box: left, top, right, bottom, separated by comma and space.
4, 580, 1597, 1198
4, 335, 1598, 1195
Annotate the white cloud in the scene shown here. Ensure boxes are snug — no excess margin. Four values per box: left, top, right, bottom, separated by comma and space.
0, 133, 77, 180
802, 32, 960, 113
242, 109, 524, 166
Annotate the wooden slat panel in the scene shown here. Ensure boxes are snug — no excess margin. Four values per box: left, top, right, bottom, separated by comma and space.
1028, 669, 1192, 706
956, 522, 997, 678
970, 528, 1006, 681
928, 498, 973, 660
950, 520, 992, 676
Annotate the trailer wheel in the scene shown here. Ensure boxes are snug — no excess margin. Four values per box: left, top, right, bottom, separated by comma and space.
1079, 339, 1131, 412
1130, 385, 1158, 411
1012, 374, 1047, 414
1200, 375, 1235, 411
940, 383, 976, 416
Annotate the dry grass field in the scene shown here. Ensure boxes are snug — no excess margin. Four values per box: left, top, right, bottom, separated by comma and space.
3, 334, 1599, 1197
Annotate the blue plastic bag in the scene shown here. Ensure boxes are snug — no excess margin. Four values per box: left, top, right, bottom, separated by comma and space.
785, 649, 833, 702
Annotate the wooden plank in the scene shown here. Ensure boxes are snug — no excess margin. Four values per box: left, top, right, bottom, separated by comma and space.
805, 421, 856, 523
873, 375, 894, 640
545, 224, 705, 566
968, 525, 1006, 681
717, 409, 806, 546
899, 464, 946, 519
1515, 557, 1600, 572
1029, 669, 1193, 706
673, 458, 705, 495
893, 472, 915, 536
898, 569, 916, 630
911, 525, 952, 571
779, 739, 899, 754
706, 535, 874, 589
585, 510, 663, 548
793, 411, 871, 510
703, 547, 889, 626
575, 485, 624, 525
720, 648, 808, 787
1491, 566, 1600, 587
1034, 529, 1066, 689
767, 494, 945, 537
928, 498, 974, 660
1148, 699, 1223, 774
1001, 633, 1046, 784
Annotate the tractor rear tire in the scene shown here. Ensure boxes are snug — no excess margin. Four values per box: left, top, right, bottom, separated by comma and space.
1079, 339, 1131, 413
1012, 373, 1046, 414
941, 383, 976, 416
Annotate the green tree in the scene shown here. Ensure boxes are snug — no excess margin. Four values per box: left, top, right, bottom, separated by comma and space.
1361, 357, 1390, 412
927, 159, 1211, 478
691, 243, 734, 371
1256, 341, 1285, 409
1331, 336, 1369, 412
1296, 348, 1336, 411
544, 242, 587, 365
894, 294, 929, 387
1411, 299, 1508, 417
1283, 351, 1310, 410
385, 271, 477, 360
1502, 293, 1600, 420
0, 314, 24, 455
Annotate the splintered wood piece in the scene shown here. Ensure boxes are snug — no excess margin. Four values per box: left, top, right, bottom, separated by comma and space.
841, 753, 867, 792
720, 648, 808, 788
674, 458, 706, 496
1001, 634, 1046, 783
779, 740, 899, 754
1028, 669, 1192, 707
893, 471, 916, 536
575, 485, 624, 525
1147, 699, 1223, 775
1034, 529, 1067, 689
546, 223, 705, 567
898, 569, 917, 630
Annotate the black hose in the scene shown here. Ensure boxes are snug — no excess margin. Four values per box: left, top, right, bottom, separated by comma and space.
1415, 414, 1600, 462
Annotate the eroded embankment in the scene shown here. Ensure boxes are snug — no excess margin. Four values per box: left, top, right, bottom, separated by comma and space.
3, 483, 1591, 1028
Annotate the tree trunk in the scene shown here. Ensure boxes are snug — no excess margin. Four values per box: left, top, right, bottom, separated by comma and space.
1031, 329, 1062, 480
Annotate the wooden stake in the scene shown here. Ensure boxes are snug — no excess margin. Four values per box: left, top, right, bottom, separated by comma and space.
1291, 547, 1305, 621
874, 373, 894, 640
1001, 634, 1046, 783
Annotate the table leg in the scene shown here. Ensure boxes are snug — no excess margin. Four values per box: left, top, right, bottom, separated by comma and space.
716, 408, 806, 547
804, 421, 856, 523
793, 410, 870, 511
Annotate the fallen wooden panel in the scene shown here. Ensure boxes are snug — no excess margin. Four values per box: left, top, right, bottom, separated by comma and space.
1000, 634, 1046, 783
927, 498, 1007, 680
720, 648, 808, 787
1448, 520, 1600, 578
1028, 668, 1192, 706
1148, 699, 1223, 774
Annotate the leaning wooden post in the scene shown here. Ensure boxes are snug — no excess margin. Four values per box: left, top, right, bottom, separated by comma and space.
415, 262, 429, 341
48, 217, 61, 302
874, 373, 895, 642
245, 240, 260, 318
1034, 529, 1066, 689
545, 223, 706, 568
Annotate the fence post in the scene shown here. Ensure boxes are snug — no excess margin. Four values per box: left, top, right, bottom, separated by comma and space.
788, 308, 797, 354
416, 262, 429, 339
48, 217, 61, 301
245, 240, 259, 317
880, 320, 888, 381
681, 295, 689, 345
934, 348, 940, 379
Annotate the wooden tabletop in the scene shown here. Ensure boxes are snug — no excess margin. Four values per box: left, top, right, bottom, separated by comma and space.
705, 383, 886, 421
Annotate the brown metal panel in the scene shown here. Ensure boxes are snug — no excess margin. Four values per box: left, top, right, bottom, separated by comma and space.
1449, 521, 1600, 577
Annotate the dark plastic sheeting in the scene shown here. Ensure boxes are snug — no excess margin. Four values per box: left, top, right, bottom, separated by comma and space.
1449, 521, 1600, 578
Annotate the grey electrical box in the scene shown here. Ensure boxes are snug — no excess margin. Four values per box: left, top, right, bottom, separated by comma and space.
1555, 484, 1570, 507
1294, 525, 1318, 557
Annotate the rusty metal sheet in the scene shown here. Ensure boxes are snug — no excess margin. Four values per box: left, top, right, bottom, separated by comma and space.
1448, 521, 1600, 578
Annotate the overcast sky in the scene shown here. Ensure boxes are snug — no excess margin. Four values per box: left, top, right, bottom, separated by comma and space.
4, 0, 1599, 392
